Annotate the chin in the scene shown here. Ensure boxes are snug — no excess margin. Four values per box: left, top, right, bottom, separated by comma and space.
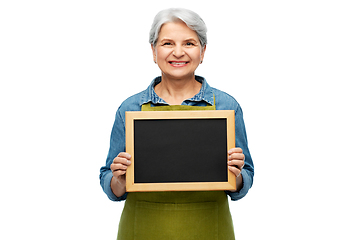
163, 72, 195, 80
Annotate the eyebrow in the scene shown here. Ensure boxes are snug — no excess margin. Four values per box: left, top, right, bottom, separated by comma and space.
159, 38, 173, 42
184, 38, 198, 43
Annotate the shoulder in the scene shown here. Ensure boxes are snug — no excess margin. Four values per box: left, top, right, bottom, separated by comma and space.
120, 91, 145, 110
211, 87, 242, 112
117, 77, 157, 114
115, 90, 145, 120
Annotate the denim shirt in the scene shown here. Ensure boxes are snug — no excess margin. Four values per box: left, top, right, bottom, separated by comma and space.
99, 76, 254, 201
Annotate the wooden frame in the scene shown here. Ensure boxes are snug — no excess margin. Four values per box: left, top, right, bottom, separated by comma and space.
125, 110, 236, 192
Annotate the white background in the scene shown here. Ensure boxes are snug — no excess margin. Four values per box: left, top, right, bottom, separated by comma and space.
1, 0, 359, 239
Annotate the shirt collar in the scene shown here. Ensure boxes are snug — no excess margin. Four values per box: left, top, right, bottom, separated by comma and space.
140, 75, 214, 106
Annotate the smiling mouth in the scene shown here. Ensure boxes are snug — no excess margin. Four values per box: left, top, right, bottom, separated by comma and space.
169, 61, 189, 66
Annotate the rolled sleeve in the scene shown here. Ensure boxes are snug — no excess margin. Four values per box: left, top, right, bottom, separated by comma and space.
226, 169, 252, 201
101, 171, 128, 201
99, 108, 128, 201
226, 103, 254, 201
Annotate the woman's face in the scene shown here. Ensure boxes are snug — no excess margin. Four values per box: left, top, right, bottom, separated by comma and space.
152, 21, 206, 81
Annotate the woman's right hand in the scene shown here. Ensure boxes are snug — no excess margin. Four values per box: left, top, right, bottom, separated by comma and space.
110, 152, 131, 197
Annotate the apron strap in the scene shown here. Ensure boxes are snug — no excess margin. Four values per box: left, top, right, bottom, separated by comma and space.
141, 94, 216, 111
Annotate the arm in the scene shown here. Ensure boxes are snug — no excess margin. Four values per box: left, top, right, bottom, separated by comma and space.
226, 104, 254, 201
99, 109, 129, 201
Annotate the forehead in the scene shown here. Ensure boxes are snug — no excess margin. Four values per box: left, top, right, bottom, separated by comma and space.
158, 21, 199, 41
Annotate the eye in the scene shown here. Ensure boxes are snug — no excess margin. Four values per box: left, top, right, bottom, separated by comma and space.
185, 42, 195, 46
162, 42, 172, 46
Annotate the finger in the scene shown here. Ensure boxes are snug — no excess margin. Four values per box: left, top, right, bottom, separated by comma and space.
118, 152, 132, 160
228, 160, 245, 169
113, 157, 131, 166
228, 148, 243, 154
228, 166, 241, 178
112, 169, 126, 177
111, 162, 128, 171
228, 153, 245, 160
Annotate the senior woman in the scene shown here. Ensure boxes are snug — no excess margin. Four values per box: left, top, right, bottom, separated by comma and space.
100, 8, 254, 240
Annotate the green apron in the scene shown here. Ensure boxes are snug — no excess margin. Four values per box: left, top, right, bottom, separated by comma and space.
117, 101, 235, 240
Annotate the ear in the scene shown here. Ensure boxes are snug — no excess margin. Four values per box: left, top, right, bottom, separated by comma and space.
200, 45, 206, 63
151, 44, 157, 63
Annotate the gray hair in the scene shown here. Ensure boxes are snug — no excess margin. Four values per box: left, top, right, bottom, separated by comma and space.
149, 8, 207, 48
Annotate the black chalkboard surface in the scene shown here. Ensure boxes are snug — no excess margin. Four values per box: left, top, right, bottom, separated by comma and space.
125, 110, 236, 192
134, 118, 227, 183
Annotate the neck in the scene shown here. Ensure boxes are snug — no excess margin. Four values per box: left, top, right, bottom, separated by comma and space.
155, 74, 202, 105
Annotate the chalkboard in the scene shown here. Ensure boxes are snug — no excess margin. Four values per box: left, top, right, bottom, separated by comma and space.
125, 110, 236, 192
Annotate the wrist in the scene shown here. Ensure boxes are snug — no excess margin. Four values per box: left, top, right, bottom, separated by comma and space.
111, 176, 126, 197
231, 173, 243, 192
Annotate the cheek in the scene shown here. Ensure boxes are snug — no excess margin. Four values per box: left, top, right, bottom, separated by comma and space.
156, 49, 172, 61
189, 49, 202, 61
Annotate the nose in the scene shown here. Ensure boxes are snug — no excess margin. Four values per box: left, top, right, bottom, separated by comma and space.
172, 45, 185, 58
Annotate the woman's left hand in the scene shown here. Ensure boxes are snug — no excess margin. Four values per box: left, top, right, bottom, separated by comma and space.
228, 148, 245, 178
